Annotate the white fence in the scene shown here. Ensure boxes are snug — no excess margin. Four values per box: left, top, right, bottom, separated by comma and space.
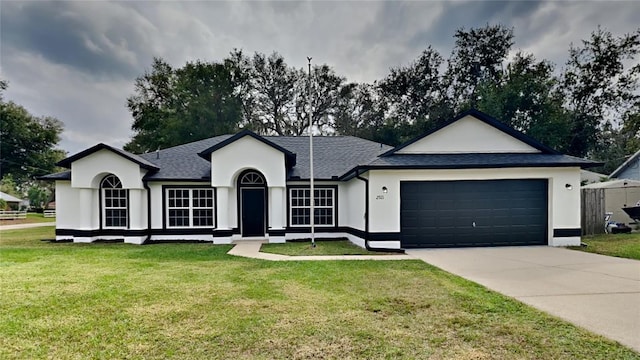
0, 210, 28, 220
43, 210, 56, 218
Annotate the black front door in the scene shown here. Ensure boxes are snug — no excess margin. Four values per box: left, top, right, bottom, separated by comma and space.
241, 188, 265, 237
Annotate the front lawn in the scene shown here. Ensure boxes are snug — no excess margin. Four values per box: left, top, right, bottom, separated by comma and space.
0, 212, 55, 226
570, 233, 640, 260
260, 239, 399, 256
1, 228, 638, 359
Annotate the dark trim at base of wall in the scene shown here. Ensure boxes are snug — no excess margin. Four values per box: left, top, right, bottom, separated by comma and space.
213, 229, 238, 237
267, 229, 286, 236
553, 228, 581, 237
151, 228, 214, 236
368, 232, 400, 241
282, 226, 398, 240
56, 229, 148, 237
56, 227, 399, 242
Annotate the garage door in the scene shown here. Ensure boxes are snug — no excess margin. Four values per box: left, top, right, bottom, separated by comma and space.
400, 180, 548, 248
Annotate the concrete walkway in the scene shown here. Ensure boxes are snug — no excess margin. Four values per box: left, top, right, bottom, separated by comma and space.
0, 222, 56, 231
227, 241, 411, 261
406, 246, 640, 352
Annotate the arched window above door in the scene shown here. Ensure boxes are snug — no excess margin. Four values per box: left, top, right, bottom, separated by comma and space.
239, 171, 265, 186
101, 174, 122, 189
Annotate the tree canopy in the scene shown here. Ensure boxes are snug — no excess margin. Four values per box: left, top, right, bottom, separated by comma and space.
0, 82, 65, 182
125, 58, 242, 153
125, 25, 640, 173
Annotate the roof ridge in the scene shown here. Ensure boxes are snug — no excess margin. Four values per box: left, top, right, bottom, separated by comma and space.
137, 134, 233, 155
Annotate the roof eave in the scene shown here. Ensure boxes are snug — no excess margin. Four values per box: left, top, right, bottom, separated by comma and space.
381, 109, 561, 157
37, 171, 72, 181
609, 149, 640, 178
57, 143, 159, 171
341, 161, 601, 178
198, 129, 297, 167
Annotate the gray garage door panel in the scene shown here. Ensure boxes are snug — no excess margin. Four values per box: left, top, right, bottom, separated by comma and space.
400, 180, 548, 248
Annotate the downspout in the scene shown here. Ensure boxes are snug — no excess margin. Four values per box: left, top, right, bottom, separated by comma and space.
143, 180, 152, 244
355, 169, 371, 250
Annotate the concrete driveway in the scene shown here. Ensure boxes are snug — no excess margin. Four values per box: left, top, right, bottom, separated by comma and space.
407, 246, 640, 352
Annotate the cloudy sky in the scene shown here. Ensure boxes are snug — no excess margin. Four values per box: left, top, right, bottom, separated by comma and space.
2, 1, 639, 155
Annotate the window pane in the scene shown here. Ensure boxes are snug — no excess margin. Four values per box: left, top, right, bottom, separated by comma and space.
193, 209, 213, 227
169, 209, 189, 227
167, 188, 214, 228
104, 186, 127, 228
289, 187, 334, 227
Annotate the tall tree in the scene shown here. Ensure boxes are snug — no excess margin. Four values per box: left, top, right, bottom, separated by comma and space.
125, 58, 176, 153
225, 51, 344, 136
379, 46, 452, 134
295, 64, 345, 135
247, 52, 299, 135
125, 58, 242, 153
334, 83, 386, 139
445, 25, 515, 110
475, 53, 572, 152
225, 49, 257, 130
375, 25, 515, 144
169, 61, 241, 142
561, 27, 640, 158
0, 83, 65, 181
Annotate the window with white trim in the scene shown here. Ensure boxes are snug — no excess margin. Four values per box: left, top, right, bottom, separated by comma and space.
101, 175, 128, 228
166, 188, 214, 228
289, 188, 335, 227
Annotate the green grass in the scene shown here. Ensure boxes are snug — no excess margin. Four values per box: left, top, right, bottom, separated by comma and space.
1, 228, 638, 359
0, 213, 55, 226
570, 233, 640, 260
260, 239, 399, 256
26, 212, 56, 222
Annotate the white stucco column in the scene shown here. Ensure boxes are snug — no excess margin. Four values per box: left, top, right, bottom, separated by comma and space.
269, 186, 285, 229
217, 186, 230, 229
128, 189, 143, 229
78, 188, 95, 229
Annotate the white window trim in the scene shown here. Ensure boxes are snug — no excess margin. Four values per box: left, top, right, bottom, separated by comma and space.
289, 187, 335, 227
166, 188, 215, 229
102, 180, 128, 229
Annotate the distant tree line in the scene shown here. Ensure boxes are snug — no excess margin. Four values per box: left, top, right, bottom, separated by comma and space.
126, 25, 640, 173
0, 80, 65, 209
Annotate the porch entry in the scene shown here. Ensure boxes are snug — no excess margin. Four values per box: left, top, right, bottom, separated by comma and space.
238, 170, 267, 237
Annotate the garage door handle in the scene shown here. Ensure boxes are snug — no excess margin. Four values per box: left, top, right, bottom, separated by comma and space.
472, 222, 476, 227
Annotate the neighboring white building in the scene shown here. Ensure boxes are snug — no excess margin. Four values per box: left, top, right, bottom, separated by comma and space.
41, 110, 599, 249
0, 191, 23, 209
581, 169, 607, 185
582, 179, 640, 224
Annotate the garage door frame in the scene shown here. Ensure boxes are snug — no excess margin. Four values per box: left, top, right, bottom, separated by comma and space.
400, 179, 549, 248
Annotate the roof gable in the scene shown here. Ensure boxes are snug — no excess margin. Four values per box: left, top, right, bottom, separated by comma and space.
57, 143, 159, 171
609, 149, 640, 178
198, 130, 297, 168
382, 109, 560, 156
0, 191, 23, 202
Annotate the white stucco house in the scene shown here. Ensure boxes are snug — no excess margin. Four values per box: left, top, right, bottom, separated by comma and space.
41, 110, 599, 250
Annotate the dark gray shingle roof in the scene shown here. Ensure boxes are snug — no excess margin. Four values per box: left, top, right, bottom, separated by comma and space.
339, 153, 601, 180
268, 136, 392, 179
138, 135, 232, 181
138, 135, 392, 181
371, 153, 598, 169
38, 170, 71, 181
44, 130, 600, 183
